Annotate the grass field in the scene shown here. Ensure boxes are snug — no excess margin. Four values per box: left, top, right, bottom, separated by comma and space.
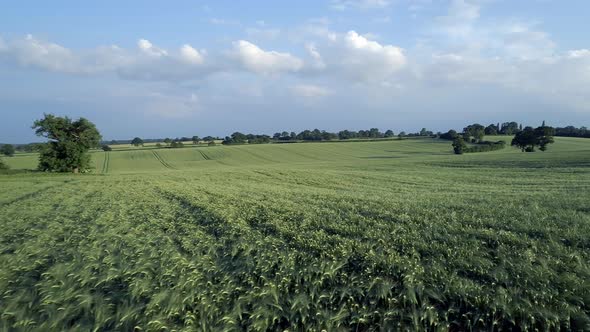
1, 137, 589, 330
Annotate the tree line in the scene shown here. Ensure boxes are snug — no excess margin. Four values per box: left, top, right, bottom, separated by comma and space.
221, 128, 437, 145
444, 121, 557, 154
2, 114, 587, 172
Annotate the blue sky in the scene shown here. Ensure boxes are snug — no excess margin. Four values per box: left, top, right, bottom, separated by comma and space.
1, 0, 589, 143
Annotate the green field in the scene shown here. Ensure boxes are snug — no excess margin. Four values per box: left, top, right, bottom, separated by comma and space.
1, 137, 589, 330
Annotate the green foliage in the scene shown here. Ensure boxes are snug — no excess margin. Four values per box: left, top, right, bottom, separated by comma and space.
512, 126, 555, 152
0, 144, 15, 157
440, 130, 458, 140
169, 141, 184, 148
463, 123, 485, 141
484, 123, 498, 135
464, 140, 506, 153
452, 137, 467, 154
32, 114, 101, 173
101, 145, 112, 152
192, 136, 200, 144
131, 137, 144, 147
0, 158, 8, 170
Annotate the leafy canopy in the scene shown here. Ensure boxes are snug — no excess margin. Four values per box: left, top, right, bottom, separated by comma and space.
1, 144, 15, 157
511, 126, 555, 152
131, 137, 144, 147
33, 114, 101, 172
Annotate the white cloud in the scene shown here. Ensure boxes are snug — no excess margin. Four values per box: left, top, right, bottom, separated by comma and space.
230, 40, 303, 75
138, 39, 168, 57
0, 34, 129, 74
305, 43, 326, 69
291, 84, 332, 97
338, 31, 407, 81
568, 49, 590, 59
179, 44, 204, 64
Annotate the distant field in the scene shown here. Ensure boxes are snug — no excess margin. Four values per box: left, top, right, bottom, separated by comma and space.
1, 137, 589, 330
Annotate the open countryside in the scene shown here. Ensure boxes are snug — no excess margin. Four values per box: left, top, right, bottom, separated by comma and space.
1, 135, 590, 330
2, 0, 590, 330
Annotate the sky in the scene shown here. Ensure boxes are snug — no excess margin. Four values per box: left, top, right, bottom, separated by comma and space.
0, 0, 589, 143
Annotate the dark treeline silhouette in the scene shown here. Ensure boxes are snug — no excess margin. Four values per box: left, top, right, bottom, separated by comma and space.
554, 126, 590, 138
440, 122, 588, 140
221, 128, 435, 145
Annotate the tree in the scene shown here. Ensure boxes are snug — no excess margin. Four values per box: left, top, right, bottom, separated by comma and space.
170, 140, 184, 148
192, 136, 200, 144
484, 124, 498, 135
164, 138, 172, 145
535, 125, 555, 151
208, 141, 216, 146
32, 114, 101, 173
384, 130, 394, 137
463, 124, 485, 142
101, 145, 112, 151
1, 144, 15, 157
452, 137, 467, 154
131, 137, 143, 147
155, 143, 162, 148
500, 122, 519, 135
440, 130, 458, 140
511, 126, 538, 152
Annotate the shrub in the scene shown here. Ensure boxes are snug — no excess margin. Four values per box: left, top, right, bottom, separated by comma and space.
464, 140, 506, 153
452, 137, 467, 154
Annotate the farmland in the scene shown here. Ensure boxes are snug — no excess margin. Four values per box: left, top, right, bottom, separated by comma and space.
1, 137, 590, 330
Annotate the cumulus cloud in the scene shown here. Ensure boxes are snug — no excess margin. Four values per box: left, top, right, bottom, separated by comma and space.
179, 44, 205, 64
138, 39, 168, 57
340, 31, 406, 81
0, 34, 129, 74
230, 40, 304, 75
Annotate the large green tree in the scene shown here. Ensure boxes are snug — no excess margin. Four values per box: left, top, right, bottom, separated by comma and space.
131, 137, 144, 147
463, 124, 485, 142
511, 125, 555, 152
33, 114, 101, 173
0, 144, 15, 157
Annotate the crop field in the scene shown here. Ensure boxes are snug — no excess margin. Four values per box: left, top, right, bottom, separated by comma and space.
1, 137, 590, 331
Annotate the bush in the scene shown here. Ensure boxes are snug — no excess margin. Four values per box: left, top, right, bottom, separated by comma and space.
208, 141, 216, 146
170, 141, 184, 148
0, 158, 8, 170
101, 145, 112, 152
464, 140, 506, 153
452, 137, 467, 154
